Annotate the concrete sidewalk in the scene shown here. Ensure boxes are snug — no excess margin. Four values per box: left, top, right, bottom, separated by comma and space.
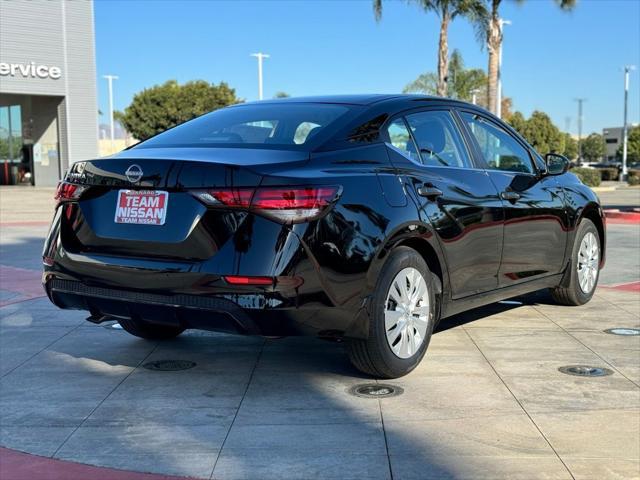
1, 282, 638, 479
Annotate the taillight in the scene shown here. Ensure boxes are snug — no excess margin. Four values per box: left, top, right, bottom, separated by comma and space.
193, 186, 340, 223
223, 275, 304, 289
54, 181, 87, 206
224, 275, 273, 286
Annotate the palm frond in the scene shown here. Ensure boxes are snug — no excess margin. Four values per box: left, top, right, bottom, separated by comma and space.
556, 0, 577, 11
373, 0, 383, 21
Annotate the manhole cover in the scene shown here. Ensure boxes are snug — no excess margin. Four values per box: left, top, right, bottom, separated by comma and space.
604, 328, 640, 336
558, 365, 613, 377
143, 360, 196, 371
349, 383, 403, 398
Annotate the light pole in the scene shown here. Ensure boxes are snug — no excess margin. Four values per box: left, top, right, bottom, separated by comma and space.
250, 53, 270, 100
102, 75, 119, 153
621, 65, 636, 181
496, 18, 511, 119
470, 88, 480, 105
574, 98, 586, 164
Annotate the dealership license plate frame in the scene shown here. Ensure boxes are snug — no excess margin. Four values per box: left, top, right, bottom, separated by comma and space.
114, 189, 169, 226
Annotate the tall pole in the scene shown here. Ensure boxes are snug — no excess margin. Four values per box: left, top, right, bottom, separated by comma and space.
621, 65, 636, 181
575, 98, 586, 164
102, 75, 119, 153
251, 53, 270, 100
496, 18, 511, 119
471, 89, 480, 105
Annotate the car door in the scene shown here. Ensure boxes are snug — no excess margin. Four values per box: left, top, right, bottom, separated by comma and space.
384, 109, 504, 299
457, 110, 568, 287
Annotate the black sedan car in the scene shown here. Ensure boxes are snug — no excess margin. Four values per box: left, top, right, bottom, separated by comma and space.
43, 95, 605, 378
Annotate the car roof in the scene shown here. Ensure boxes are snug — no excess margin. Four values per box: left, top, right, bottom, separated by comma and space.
238, 94, 485, 115
240, 94, 448, 107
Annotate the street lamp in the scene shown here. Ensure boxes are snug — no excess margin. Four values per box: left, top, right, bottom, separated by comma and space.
574, 98, 586, 164
250, 53, 270, 100
496, 18, 511, 119
470, 88, 480, 105
621, 65, 636, 181
102, 75, 119, 153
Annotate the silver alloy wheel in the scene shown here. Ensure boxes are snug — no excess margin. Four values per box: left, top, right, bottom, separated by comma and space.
577, 231, 599, 294
384, 267, 430, 359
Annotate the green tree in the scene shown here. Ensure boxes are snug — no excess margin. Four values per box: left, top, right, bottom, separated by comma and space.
273, 91, 290, 98
117, 80, 240, 141
507, 111, 527, 136
485, 0, 575, 115
522, 111, 564, 154
508, 110, 570, 156
617, 126, 640, 163
580, 133, 605, 163
374, 0, 487, 97
563, 133, 578, 160
404, 49, 487, 102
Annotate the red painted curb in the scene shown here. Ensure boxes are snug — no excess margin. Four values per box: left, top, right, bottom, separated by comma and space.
0, 447, 197, 480
0, 265, 44, 307
600, 281, 640, 293
604, 209, 640, 223
0, 221, 51, 227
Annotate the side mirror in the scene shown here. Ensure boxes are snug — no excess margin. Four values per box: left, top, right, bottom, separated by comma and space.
544, 153, 569, 176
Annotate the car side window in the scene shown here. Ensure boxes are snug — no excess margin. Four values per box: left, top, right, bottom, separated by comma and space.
460, 112, 534, 174
405, 110, 472, 168
386, 118, 419, 162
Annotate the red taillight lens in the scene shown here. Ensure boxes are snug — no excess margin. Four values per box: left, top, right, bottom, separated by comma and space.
223, 275, 274, 286
54, 181, 86, 206
193, 186, 340, 223
223, 275, 304, 289
252, 187, 338, 209
207, 188, 254, 207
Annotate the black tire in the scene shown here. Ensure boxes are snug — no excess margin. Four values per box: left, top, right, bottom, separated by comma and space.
551, 219, 600, 306
118, 317, 185, 340
347, 246, 437, 378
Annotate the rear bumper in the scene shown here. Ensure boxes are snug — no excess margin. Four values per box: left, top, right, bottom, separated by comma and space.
44, 274, 356, 338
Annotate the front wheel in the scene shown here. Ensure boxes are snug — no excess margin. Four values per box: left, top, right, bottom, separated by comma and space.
551, 219, 601, 306
347, 247, 436, 378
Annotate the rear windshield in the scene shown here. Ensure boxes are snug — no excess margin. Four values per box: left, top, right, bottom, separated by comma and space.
136, 103, 351, 149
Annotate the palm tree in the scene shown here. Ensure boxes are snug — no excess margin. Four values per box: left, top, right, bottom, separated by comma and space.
486, 0, 576, 115
373, 0, 488, 97
404, 50, 487, 103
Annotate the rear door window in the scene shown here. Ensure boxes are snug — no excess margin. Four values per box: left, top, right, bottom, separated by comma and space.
385, 118, 419, 162
405, 111, 472, 168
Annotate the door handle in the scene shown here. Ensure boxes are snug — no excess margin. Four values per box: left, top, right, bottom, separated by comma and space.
500, 190, 521, 202
417, 184, 443, 199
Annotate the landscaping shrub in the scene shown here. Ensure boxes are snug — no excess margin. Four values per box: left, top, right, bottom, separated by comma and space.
570, 167, 601, 187
598, 167, 619, 181
628, 169, 640, 186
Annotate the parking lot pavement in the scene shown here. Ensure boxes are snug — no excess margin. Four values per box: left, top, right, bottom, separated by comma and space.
1, 188, 639, 480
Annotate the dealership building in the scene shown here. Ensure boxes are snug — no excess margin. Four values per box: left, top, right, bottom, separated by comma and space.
0, 0, 98, 186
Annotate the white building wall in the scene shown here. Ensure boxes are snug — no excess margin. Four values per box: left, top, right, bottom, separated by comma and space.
0, 0, 99, 181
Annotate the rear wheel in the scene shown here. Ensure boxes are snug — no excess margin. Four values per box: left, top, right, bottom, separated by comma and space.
118, 317, 185, 340
551, 219, 600, 306
347, 247, 436, 378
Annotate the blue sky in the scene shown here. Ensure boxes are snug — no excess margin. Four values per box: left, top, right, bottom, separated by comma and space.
95, 0, 640, 135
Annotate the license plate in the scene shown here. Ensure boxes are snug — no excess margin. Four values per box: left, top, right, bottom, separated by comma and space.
114, 190, 168, 225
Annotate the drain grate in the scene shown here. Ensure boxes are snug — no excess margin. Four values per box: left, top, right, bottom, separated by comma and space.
558, 365, 613, 377
604, 328, 640, 336
349, 383, 403, 398
143, 360, 196, 371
